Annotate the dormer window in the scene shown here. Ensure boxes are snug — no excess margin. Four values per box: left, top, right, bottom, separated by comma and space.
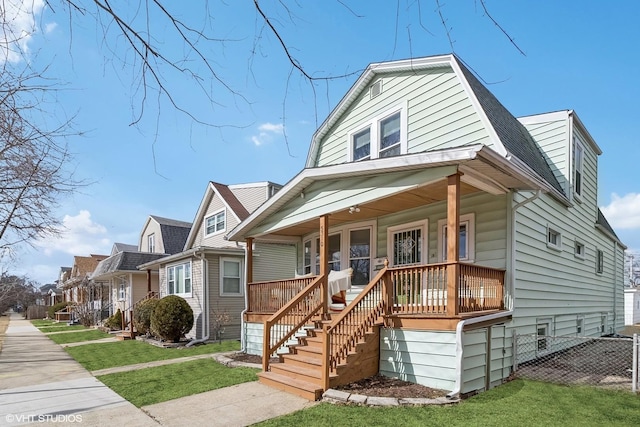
148, 234, 155, 253
349, 104, 407, 162
205, 210, 225, 236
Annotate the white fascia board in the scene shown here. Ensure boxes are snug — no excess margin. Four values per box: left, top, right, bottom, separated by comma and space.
570, 111, 603, 155
595, 224, 627, 249
136, 246, 245, 270
228, 145, 482, 241
517, 110, 570, 125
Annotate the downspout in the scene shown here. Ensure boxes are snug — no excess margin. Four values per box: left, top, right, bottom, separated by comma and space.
447, 189, 541, 399
613, 241, 618, 333
240, 244, 249, 352
187, 252, 209, 347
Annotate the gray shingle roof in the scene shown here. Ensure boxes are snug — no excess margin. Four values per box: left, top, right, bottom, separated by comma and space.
150, 215, 192, 228
113, 242, 137, 253
148, 215, 192, 255
92, 252, 168, 278
596, 208, 620, 241
454, 57, 565, 195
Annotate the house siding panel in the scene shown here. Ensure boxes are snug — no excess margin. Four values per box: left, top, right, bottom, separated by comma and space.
194, 197, 243, 248
314, 67, 492, 167
380, 329, 457, 391
230, 185, 269, 213
140, 220, 164, 253
520, 117, 569, 194
253, 242, 298, 282
208, 254, 244, 340
244, 321, 264, 356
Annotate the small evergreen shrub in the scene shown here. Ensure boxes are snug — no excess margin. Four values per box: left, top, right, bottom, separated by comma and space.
48, 301, 70, 319
104, 308, 123, 330
150, 295, 194, 342
133, 298, 159, 335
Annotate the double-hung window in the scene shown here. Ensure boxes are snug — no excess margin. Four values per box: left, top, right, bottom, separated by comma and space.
205, 210, 225, 236
167, 262, 192, 296
148, 234, 155, 253
221, 258, 242, 296
438, 214, 475, 262
350, 106, 406, 162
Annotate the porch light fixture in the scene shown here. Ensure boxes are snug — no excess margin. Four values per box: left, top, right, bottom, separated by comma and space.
349, 205, 360, 214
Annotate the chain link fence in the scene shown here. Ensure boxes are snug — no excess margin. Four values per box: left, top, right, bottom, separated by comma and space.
514, 334, 640, 392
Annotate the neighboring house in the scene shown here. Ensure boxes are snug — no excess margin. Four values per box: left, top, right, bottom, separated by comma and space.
91, 215, 192, 318
226, 54, 626, 400
56, 267, 71, 302
39, 284, 62, 306
624, 288, 640, 326
62, 255, 109, 305
138, 181, 296, 343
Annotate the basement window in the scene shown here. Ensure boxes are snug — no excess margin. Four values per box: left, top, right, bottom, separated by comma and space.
546, 226, 561, 251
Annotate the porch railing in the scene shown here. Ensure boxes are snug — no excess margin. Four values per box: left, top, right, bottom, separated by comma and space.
263, 275, 324, 372
248, 276, 317, 313
459, 264, 504, 312
323, 264, 391, 388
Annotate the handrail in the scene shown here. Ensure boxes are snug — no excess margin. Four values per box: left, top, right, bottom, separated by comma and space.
262, 275, 324, 372
323, 264, 391, 389
249, 276, 317, 313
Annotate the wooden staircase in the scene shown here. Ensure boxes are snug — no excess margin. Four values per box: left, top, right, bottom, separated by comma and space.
258, 315, 381, 400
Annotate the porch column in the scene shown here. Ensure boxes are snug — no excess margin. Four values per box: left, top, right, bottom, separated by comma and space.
146, 269, 152, 293
447, 172, 461, 316
319, 215, 329, 314
246, 237, 254, 292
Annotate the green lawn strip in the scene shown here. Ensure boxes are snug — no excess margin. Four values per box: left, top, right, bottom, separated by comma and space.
31, 319, 57, 327
66, 340, 240, 371
39, 325, 89, 333
256, 379, 640, 427
47, 329, 112, 344
97, 358, 259, 407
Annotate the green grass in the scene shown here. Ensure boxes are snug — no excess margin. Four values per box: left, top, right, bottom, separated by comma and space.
31, 319, 57, 327
256, 379, 640, 427
39, 325, 89, 333
66, 340, 241, 371
98, 358, 258, 407
47, 329, 112, 344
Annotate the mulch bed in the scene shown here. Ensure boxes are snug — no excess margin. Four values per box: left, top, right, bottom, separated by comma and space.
226, 352, 447, 399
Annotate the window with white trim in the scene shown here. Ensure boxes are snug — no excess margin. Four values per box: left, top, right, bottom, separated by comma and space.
118, 283, 126, 301
536, 318, 553, 354
576, 316, 584, 336
437, 214, 475, 262
349, 106, 406, 162
387, 220, 427, 266
574, 138, 584, 199
148, 234, 155, 253
574, 241, 585, 259
596, 249, 604, 274
220, 258, 243, 296
205, 210, 225, 236
167, 262, 192, 296
546, 226, 561, 251
303, 240, 313, 275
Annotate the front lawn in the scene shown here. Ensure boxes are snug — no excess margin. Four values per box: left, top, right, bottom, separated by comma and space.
98, 358, 259, 407
66, 339, 240, 371
47, 329, 112, 344
39, 325, 89, 333
256, 379, 640, 427
31, 319, 57, 327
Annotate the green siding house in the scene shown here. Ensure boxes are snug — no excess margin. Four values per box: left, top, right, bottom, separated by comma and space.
227, 54, 626, 400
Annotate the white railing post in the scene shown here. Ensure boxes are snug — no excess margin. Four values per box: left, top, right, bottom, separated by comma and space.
633, 334, 638, 393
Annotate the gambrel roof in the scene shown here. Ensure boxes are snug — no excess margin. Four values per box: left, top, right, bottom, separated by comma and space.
91, 251, 167, 280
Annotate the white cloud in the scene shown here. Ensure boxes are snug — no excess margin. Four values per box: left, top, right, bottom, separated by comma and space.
251, 122, 284, 146
36, 210, 111, 256
601, 193, 640, 230
0, 0, 46, 63
44, 22, 57, 35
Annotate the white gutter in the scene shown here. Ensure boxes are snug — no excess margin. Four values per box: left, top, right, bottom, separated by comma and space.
187, 252, 210, 347
447, 189, 540, 399
240, 243, 250, 352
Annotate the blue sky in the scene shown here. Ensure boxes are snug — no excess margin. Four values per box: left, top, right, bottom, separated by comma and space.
3, 1, 640, 285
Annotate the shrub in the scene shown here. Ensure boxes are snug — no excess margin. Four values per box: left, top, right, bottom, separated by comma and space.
133, 298, 159, 336
150, 295, 194, 342
48, 301, 70, 319
104, 308, 123, 330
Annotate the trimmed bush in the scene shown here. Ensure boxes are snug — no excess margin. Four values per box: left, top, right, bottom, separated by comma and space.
48, 301, 69, 319
104, 308, 123, 330
133, 298, 159, 335
150, 295, 194, 342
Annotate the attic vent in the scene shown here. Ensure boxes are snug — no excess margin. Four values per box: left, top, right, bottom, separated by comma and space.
370, 80, 383, 99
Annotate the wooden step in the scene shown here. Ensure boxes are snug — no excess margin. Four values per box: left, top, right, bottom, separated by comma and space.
280, 352, 322, 368
269, 362, 323, 385
258, 371, 323, 401
291, 344, 322, 358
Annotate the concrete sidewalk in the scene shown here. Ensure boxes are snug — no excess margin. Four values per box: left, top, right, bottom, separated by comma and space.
0, 312, 317, 426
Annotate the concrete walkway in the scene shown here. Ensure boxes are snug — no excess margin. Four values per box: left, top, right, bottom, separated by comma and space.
0, 312, 316, 426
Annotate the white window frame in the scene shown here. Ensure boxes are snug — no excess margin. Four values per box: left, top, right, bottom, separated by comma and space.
574, 241, 585, 259
347, 103, 408, 162
303, 220, 376, 278
167, 261, 192, 297
220, 257, 243, 296
546, 225, 562, 251
573, 137, 584, 201
596, 249, 604, 274
118, 282, 126, 301
437, 213, 475, 262
576, 316, 584, 336
148, 233, 155, 253
387, 220, 428, 267
536, 318, 553, 356
204, 209, 226, 236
